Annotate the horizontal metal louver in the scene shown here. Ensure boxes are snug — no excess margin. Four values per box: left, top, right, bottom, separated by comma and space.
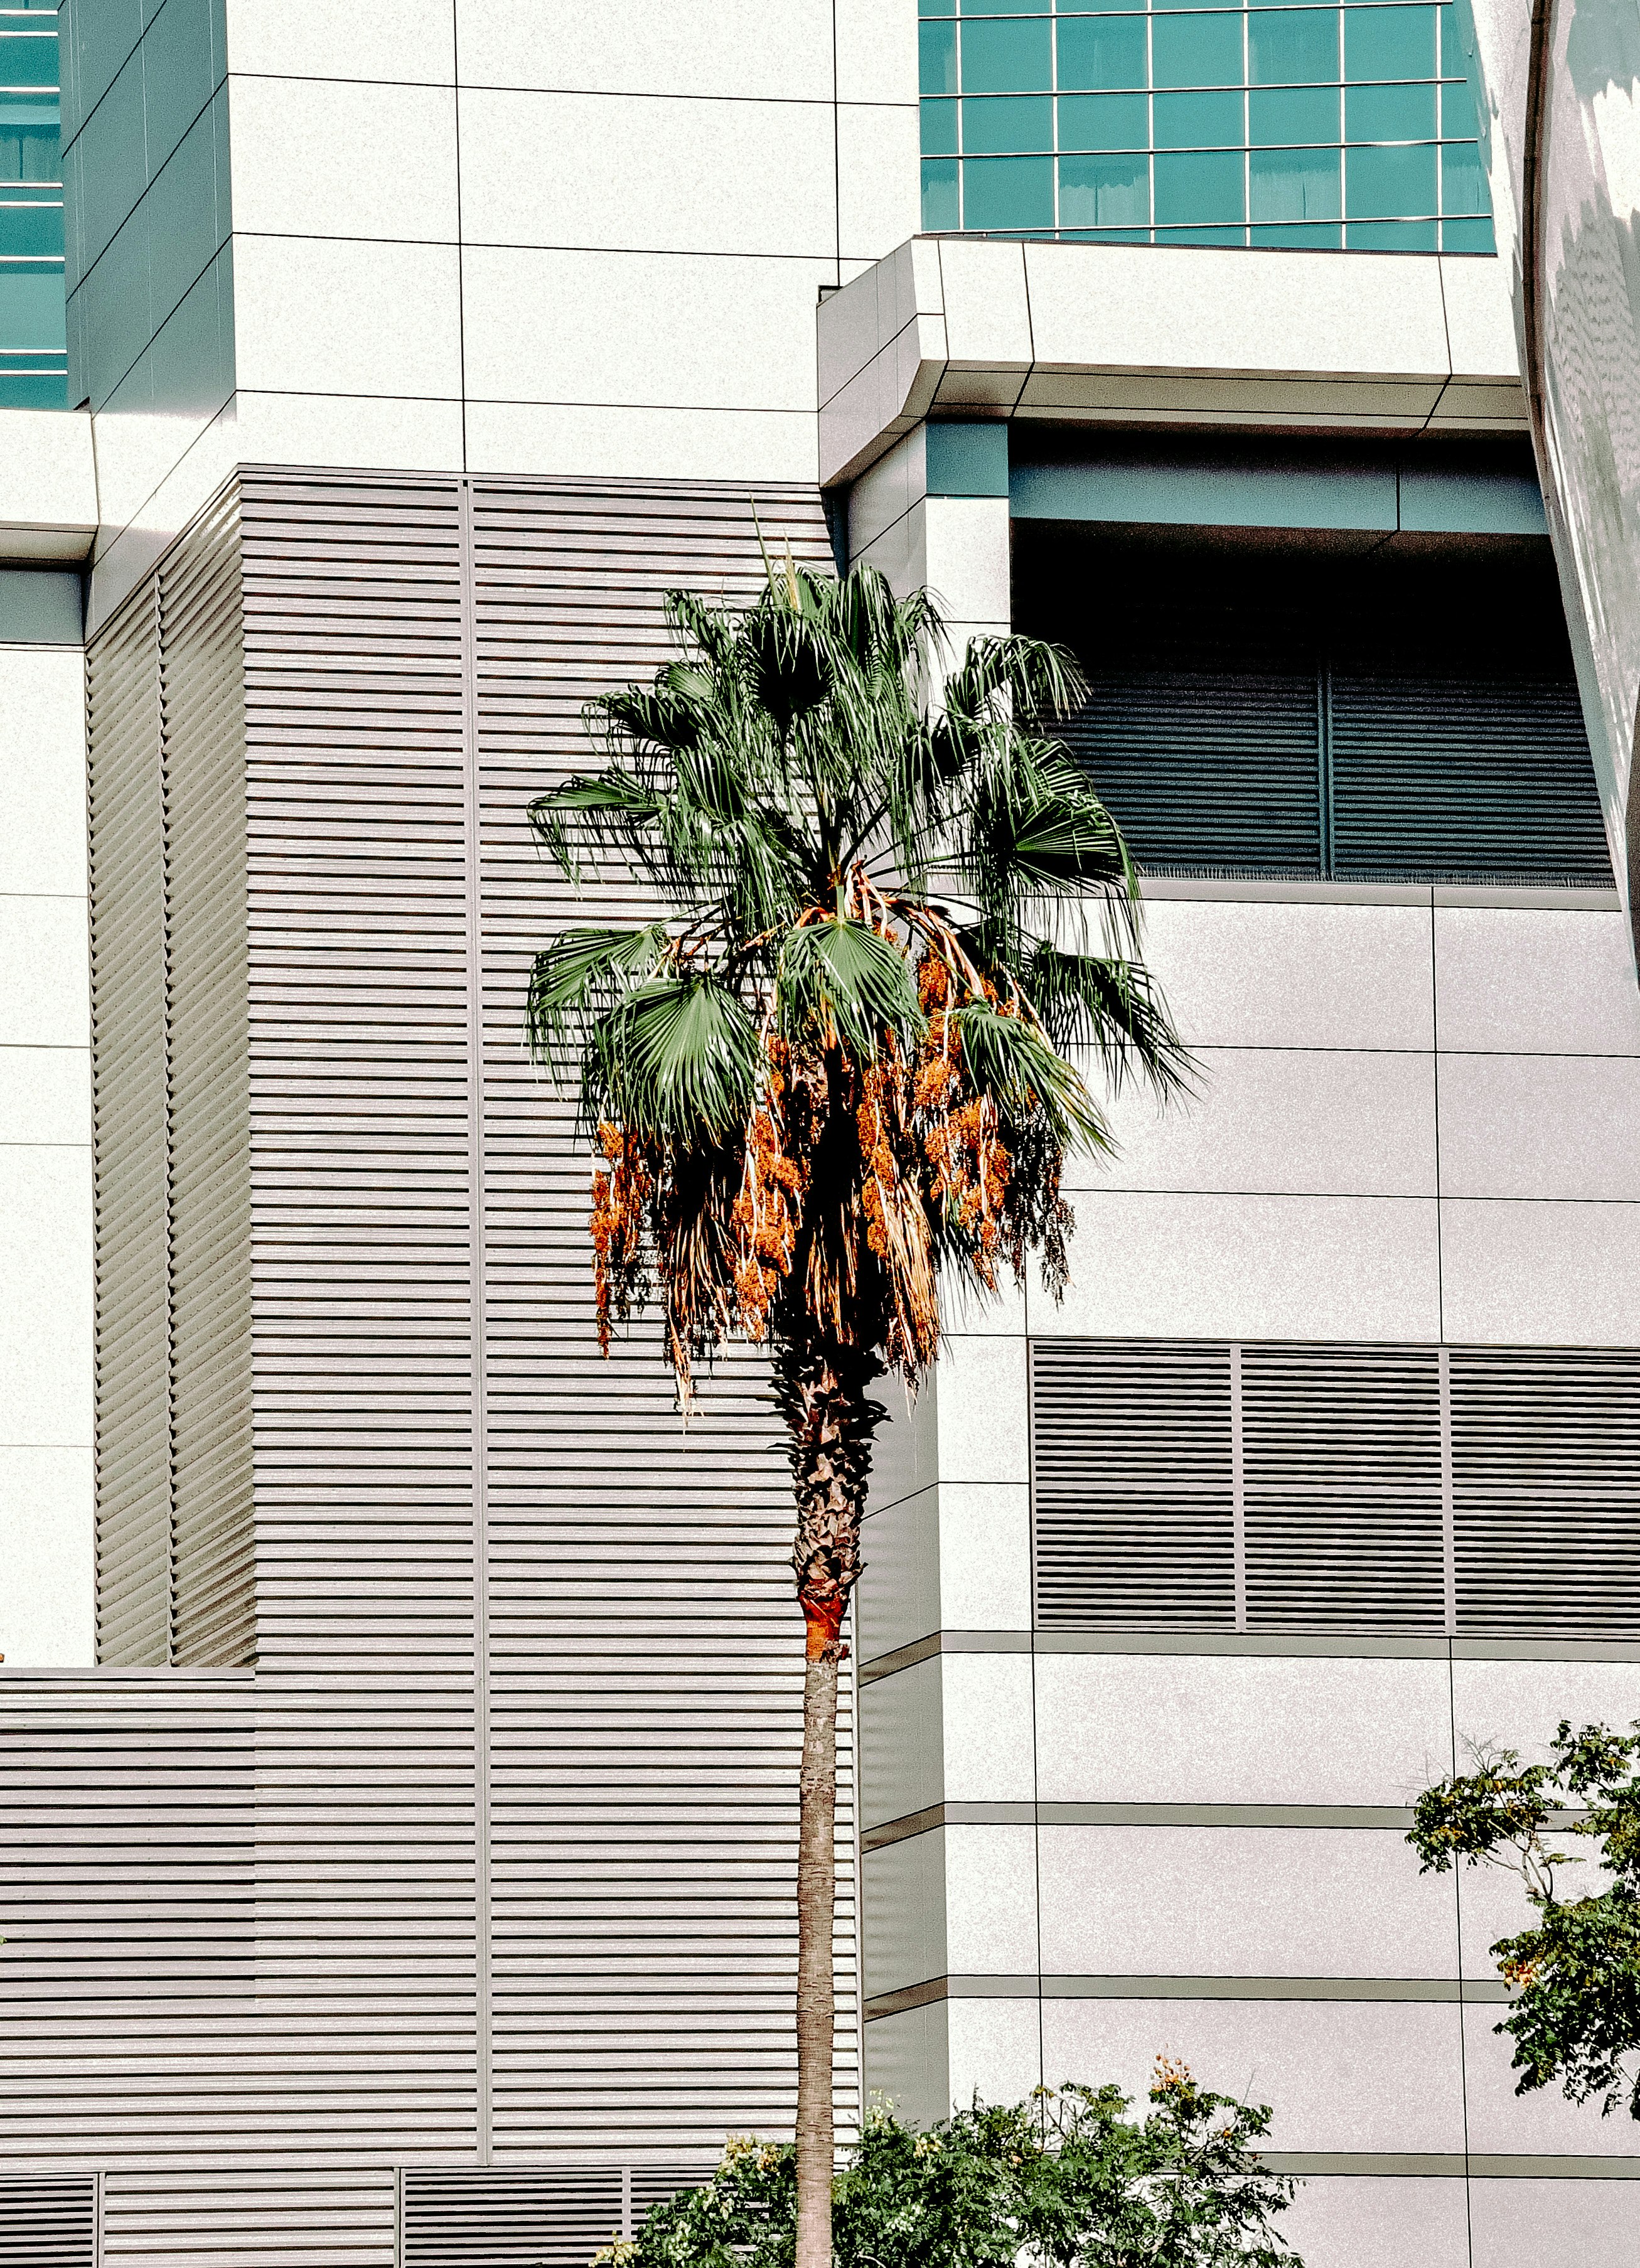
1032, 1339, 1235, 1629
1451, 1347, 1640, 1639
1241, 1344, 1444, 1632
1056, 672, 1322, 877
1034, 1338, 1640, 1640
1026, 538, 1609, 885
402, 2169, 624, 2268
0, 2176, 95, 2267
1329, 674, 1608, 883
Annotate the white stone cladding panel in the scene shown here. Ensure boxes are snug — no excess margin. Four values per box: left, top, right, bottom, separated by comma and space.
1041, 1997, 1467, 2153
1033, 1652, 1454, 1807
1036, 1823, 1459, 1979
0, 642, 93, 1668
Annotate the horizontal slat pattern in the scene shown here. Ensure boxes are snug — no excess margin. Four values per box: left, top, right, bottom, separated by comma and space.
404, 2168, 624, 2267
1330, 673, 1609, 883
1027, 539, 1607, 884
1452, 1347, 1640, 1638
1241, 1344, 1444, 1632
0, 1679, 254, 2169
1058, 673, 1322, 877
0, 2176, 94, 2267
1036, 1338, 1640, 1640
163, 489, 256, 1669
1032, 1339, 1235, 1629
88, 586, 170, 1669
471, 479, 859, 2154
238, 472, 481, 2168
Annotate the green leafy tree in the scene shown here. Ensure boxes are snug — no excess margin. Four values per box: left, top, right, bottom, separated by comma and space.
596, 2066, 1299, 2268
1409, 1718, 1640, 2114
525, 559, 1187, 2268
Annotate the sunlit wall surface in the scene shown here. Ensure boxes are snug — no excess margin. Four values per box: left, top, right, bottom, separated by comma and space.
0, 1, 65, 406
919, 0, 1495, 250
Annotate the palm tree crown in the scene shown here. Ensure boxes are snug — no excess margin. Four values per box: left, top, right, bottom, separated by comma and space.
528, 555, 1186, 1522
525, 555, 1187, 2268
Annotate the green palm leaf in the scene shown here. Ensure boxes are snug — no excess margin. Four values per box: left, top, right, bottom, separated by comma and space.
596, 974, 762, 1142
776, 919, 926, 1061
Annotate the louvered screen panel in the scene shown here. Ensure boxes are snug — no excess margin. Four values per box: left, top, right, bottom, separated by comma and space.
1056, 672, 1322, 876
238, 471, 482, 2166
0, 1676, 254, 2169
471, 479, 860, 2154
1031, 1339, 1235, 1629
1329, 674, 1610, 883
0, 2176, 94, 2267
403, 2169, 624, 2267
162, 486, 255, 1668
1451, 1347, 1640, 1639
1241, 1344, 1444, 1632
87, 583, 171, 1669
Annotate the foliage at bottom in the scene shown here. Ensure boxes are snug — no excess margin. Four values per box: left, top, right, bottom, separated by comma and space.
598, 2063, 1299, 2268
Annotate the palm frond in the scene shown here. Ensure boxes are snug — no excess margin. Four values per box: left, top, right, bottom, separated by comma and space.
595, 975, 763, 1143
776, 918, 926, 1061
1017, 943, 1194, 1098
525, 922, 672, 1079
948, 999, 1113, 1155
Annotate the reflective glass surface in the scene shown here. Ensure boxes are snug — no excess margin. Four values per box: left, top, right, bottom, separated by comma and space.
920, 0, 1494, 252
0, 2, 63, 404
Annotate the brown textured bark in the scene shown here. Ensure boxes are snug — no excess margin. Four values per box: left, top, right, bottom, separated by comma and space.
780, 1335, 882, 2268
795, 1625, 840, 2268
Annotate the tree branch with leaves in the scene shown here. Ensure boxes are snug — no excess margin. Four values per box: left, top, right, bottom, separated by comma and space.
1409, 1718, 1640, 2116
527, 557, 1188, 2268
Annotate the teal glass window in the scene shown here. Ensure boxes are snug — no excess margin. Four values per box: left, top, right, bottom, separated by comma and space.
1154, 89, 1244, 147
0, 6, 63, 407
1251, 87, 1341, 144
1059, 151, 1150, 231
922, 156, 960, 227
1344, 5, 1437, 81
963, 93, 1053, 152
1346, 82, 1437, 141
920, 18, 958, 95
1152, 14, 1244, 88
1058, 15, 1147, 89
962, 15, 1054, 88
918, 0, 1491, 251
1248, 11, 1339, 84
1251, 144, 1342, 221
1155, 148, 1246, 229
1060, 92, 1149, 149
962, 152, 1055, 228
921, 96, 959, 154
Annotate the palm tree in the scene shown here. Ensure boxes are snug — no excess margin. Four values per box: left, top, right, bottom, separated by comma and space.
525, 558, 1187, 2268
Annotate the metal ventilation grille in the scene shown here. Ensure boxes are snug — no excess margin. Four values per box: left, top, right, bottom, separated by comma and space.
1241, 1344, 1444, 1631
1452, 1347, 1640, 1639
1032, 1339, 1235, 1629
1055, 672, 1322, 878
1026, 540, 1609, 885
1329, 674, 1607, 883
1034, 1337, 1640, 1639
0, 2177, 95, 2267
402, 2167, 704, 2267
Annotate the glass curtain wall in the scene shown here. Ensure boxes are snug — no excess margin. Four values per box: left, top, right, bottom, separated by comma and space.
0, 0, 63, 405
919, 0, 1494, 251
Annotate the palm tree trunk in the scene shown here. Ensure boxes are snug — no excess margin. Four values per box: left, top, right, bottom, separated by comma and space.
777, 1331, 883, 2268
795, 1615, 840, 2268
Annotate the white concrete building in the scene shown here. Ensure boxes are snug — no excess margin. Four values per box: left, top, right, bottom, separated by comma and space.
1, 3, 1639, 2262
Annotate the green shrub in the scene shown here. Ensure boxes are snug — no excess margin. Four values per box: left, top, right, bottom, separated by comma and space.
599, 2060, 1299, 2268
